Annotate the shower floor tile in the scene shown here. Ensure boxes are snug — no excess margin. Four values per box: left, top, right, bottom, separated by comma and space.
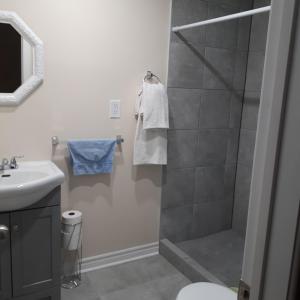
61, 255, 190, 300
176, 230, 245, 287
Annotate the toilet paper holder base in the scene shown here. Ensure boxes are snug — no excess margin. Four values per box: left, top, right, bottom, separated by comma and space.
61, 221, 82, 289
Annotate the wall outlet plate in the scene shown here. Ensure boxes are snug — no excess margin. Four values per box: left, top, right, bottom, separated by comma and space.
110, 99, 121, 118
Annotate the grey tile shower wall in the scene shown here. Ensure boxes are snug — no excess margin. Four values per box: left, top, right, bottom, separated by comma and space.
160, 0, 253, 243
232, 0, 270, 236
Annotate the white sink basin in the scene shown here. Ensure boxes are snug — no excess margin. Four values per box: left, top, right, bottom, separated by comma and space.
0, 161, 65, 211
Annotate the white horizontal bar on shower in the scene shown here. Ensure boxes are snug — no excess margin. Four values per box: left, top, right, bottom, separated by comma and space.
172, 5, 271, 32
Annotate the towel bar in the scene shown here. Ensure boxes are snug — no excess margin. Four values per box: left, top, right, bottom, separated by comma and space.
51, 135, 124, 146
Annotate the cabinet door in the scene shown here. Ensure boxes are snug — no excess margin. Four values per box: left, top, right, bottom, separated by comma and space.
0, 213, 11, 299
11, 207, 61, 297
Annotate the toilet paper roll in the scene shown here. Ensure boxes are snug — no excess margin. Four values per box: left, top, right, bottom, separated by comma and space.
62, 223, 82, 250
62, 210, 82, 250
62, 210, 82, 225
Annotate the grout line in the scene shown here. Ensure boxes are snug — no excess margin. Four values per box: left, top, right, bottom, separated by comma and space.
230, 3, 256, 229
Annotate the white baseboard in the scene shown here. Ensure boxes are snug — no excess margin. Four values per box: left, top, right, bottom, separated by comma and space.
81, 242, 159, 274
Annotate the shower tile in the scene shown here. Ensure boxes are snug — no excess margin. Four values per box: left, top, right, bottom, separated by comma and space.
239, 0, 254, 10
171, 0, 207, 25
160, 239, 225, 284
245, 51, 265, 91
205, 3, 239, 50
229, 92, 243, 128
160, 205, 193, 242
168, 88, 202, 129
191, 201, 232, 238
167, 130, 198, 169
224, 164, 237, 204
171, 0, 207, 46
241, 91, 260, 130
199, 90, 231, 129
234, 164, 252, 207
233, 164, 252, 235
208, 0, 241, 9
196, 129, 229, 166
162, 0, 263, 246
249, 13, 269, 52
233, 204, 249, 236
193, 164, 236, 206
203, 47, 236, 90
226, 128, 240, 164
162, 167, 195, 209
233, 51, 248, 90
237, 129, 256, 166
237, 17, 251, 51
176, 230, 245, 286
168, 42, 205, 89
194, 166, 225, 203
253, 0, 271, 9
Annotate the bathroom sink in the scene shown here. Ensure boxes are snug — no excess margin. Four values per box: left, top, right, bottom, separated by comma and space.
0, 161, 65, 211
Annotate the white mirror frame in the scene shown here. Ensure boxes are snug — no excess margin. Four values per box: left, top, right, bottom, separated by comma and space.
0, 11, 44, 106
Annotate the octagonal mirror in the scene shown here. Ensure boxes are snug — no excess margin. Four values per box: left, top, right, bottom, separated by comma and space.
0, 11, 44, 106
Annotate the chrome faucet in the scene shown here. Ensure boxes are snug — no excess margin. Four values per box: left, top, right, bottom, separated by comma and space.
9, 156, 24, 169
0, 156, 24, 171
0, 158, 9, 171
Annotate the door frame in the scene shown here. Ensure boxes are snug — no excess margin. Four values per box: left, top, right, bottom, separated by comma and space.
241, 0, 300, 299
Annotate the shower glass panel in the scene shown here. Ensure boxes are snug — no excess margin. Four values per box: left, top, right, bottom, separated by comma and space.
160, 0, 270, 288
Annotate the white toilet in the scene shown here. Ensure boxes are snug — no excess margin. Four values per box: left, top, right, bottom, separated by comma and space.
176, 282, 236, 300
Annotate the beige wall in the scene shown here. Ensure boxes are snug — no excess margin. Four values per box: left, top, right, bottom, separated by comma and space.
0, 0, 172, 258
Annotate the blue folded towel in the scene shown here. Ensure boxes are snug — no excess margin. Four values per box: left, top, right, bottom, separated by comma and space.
67, 139, 116, 175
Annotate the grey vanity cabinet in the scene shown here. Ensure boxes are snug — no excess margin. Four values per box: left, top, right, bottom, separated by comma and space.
0, 187, 61, 300
0, 213, 12, 300
11, 206, 61, 297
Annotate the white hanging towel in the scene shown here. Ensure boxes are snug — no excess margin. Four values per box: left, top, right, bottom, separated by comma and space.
133, 81, 169, 165
141, 81, 169, 129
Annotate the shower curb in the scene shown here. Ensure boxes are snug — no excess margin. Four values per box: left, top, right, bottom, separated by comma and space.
159, 239, 226, 286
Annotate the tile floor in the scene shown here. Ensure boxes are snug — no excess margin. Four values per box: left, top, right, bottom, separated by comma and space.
62, 255, 190, 300
177, 230, 245, 287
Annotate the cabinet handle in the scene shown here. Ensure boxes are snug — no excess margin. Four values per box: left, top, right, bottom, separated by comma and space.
0, 225, 9, 240
12, 225, 19, 232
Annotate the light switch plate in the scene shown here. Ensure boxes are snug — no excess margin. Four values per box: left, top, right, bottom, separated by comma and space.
110, 100, 121, 118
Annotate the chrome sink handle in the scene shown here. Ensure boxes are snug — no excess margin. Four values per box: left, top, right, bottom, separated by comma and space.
10, 155, 24, 169
0, 158, 9, 171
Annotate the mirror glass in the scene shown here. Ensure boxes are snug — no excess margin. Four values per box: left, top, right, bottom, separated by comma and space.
0, 23, 33, 93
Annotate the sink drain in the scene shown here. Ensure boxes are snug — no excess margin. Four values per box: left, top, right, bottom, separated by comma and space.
1, 174, 11, 178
